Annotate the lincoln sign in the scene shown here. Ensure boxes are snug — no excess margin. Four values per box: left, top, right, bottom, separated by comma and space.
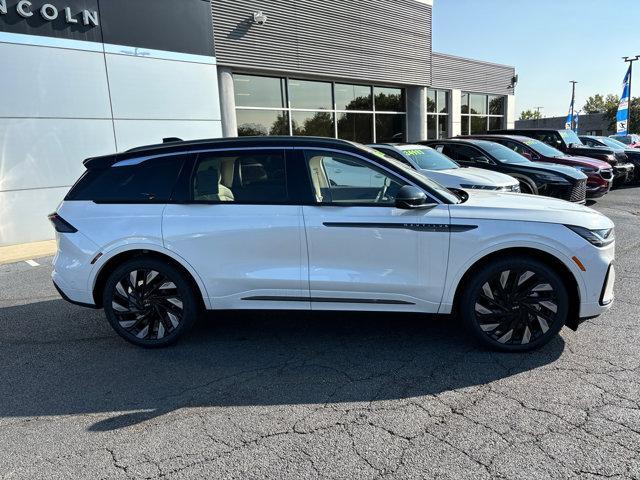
0, 0, 99, 26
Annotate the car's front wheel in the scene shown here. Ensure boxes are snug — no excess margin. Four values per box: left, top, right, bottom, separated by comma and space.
460, 256, 568, 351
103, 257, 198, 347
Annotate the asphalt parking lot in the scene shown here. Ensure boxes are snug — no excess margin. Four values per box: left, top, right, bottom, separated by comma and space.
1, 187, 639, 480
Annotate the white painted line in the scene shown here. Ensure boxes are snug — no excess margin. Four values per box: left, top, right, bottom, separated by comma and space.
25, 260, 39, 267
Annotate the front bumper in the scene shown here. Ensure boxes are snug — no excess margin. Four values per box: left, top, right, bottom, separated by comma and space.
613, 163, 634, 182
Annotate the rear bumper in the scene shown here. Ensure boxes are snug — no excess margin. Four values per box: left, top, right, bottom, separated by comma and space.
53, 278, 98, 309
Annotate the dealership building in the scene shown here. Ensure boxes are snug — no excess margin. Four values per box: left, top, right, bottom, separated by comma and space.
0, 0, 517, 246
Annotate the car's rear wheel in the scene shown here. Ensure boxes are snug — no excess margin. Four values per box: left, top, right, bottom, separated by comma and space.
103, 258, 198, 347
460, 256, 568, 351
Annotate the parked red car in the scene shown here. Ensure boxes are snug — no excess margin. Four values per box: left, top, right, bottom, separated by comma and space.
462, 134, 613, 198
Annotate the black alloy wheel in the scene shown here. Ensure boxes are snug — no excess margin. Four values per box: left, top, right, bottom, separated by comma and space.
460, 256, 568, 351
103, 258, 198, 347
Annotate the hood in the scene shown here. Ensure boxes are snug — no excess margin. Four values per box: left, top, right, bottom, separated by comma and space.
450, 190, 613, 230
522, 161, 587, 180
418, 167, 517, 189
556, 155, 611, 170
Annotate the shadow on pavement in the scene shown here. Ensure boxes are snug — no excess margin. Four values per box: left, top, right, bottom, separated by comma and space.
0, 299, 564, 431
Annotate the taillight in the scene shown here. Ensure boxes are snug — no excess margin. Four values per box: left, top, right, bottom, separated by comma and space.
48, 213, 77, 233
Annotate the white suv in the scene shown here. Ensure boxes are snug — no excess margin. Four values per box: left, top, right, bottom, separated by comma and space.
50, 137, 616, 351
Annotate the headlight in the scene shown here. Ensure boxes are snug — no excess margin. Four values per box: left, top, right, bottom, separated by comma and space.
536, 172, 568, 182
606, 154, 616, 162
459, 184, 497, 190
566, 225, 615, 247
575, 166, 596, 173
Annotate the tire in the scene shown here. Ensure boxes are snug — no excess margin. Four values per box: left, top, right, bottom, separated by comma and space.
103, 257, 199, 348
459, 256, 568, 352
518, 178, 536, 195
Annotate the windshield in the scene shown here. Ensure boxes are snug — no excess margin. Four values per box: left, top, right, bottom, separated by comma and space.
598, 137, 626, 150
520, 138, 565, 158
481, 142, 530, 164
357, 144, 461, 204
559, 129, 583, 146
397, 146, 459, 170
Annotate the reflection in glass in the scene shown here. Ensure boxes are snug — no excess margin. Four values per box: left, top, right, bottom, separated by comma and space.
427, 89, 437, 113
469, 94, 487, 115
461, 116, 470, 135
337, 112, 373, 143
489, 96, 505, 115
237, 110, 289, 136
461, 93, 469, 114
376, 114, 406, 143
292, 111, 335, 137
437, 116, 449, 139
427, 114, 437, 139
437, 90, 448, 114
489, 116, 503, 131
233, 74, 286, 108
289, 79, 332, 110
335, 84, 372, 111
374, 87, 405, 112
470, 116, 488, 134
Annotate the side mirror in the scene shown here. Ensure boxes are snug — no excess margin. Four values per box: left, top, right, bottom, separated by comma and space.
395, 185, 429, 209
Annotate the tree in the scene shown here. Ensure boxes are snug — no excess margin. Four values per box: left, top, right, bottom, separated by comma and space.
601, 95, 639, 134
583, 94, 619, 114
519, 109, 542, 120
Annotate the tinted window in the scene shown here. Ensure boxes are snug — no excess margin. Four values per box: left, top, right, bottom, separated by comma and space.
292, 111, 334, 136
67, 156, 186, 202
335, 84, 372, 111
237, 110, 289, 136
397, 147, 458, 170
375, 114, 406, 142
233, 74, 286, 108
374, 87, 405, 112
289, 79, 332, 110
337, 113, 373, 143
445, 144, 486, 164
192, 152, 287, 203
305, 151, 405, 205
481, 142, 530, 164
519, 138, 564, 157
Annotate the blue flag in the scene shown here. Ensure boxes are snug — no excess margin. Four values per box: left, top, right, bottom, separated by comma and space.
616, 66, 631, 135
574, 110, 580, 133
565, 98, 574, 130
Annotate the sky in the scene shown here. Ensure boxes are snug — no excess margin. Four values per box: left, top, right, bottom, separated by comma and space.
432, 0, 640, 118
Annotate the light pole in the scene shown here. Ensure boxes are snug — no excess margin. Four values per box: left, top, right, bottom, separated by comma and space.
569, 81, 578, 131
623, 56, 640, 132
535, 106, 543, 126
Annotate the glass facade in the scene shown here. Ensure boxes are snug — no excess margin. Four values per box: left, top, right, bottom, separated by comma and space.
426, 88, 449, 139
461, 93, 505, 134
234, 74, 406, 143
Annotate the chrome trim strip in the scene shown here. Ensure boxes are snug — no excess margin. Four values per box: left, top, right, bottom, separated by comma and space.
242, 295, 414, 305
323, 222, 477, 232
103, 43, 216, 65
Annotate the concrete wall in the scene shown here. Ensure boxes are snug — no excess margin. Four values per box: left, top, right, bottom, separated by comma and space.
0, 0, 222, 246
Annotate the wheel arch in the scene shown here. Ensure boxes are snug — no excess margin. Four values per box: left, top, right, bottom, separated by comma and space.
508, 174, 538, 194
91, 248, 209, 310
450, 247, 582, 330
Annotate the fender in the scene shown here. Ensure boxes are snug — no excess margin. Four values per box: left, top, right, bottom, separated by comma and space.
87, 242, 212, 309
438, 237, 586, 314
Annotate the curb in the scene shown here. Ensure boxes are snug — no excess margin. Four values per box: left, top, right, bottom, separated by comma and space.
0, 240, 56, 265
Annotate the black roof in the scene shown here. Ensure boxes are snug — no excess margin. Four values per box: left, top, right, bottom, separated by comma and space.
421, 138, 498, 148
84, 136, 364, 169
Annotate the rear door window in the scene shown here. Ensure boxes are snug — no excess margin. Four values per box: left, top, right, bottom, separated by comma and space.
191, 150, 288, 203
67, 155, 188, 202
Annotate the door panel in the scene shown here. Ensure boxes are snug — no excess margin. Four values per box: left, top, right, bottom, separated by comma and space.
302, 205, 451, 312
162, 148, 309, 310
163, 204, 308, 309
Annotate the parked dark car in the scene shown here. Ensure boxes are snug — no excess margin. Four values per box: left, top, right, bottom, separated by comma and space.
463, 134, 613, 198
580, 135, 640, 183
420, 139, 588, 203
491, 128, 634, 183
609, 134, 640, 149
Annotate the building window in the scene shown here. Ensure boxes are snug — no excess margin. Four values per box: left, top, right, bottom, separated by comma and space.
426, 89, 449, 139
233, 74, 406, 143
461, 93, 505, 134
